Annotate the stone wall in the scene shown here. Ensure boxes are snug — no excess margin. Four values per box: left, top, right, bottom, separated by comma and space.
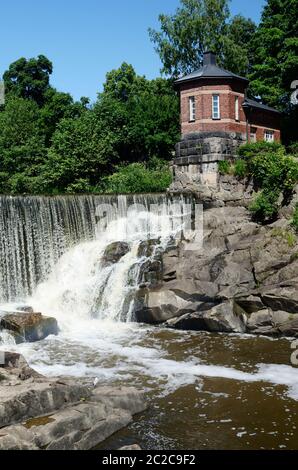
173, 131, 246, 188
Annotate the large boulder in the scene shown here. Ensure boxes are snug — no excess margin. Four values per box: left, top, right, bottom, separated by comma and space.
247, 309, 298, 337
0, 311, 58, 344
167, 301, 246, 333
101, 242, 130, 266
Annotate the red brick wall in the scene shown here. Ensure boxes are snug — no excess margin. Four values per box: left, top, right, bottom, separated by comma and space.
248, 109, 281, 142
179, 78, 281, 142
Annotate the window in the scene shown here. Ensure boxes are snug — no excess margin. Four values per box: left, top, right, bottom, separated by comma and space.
189, 96, 196, 121
235, 96, 239, 121
264, 130, 274, 142
250, 127, 257, 142
212, 95, 220, 119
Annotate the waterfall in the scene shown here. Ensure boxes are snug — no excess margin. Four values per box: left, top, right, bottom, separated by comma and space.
0, 194, 193, 322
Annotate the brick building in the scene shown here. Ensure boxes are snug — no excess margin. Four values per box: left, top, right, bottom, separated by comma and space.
173, 51, 281, 186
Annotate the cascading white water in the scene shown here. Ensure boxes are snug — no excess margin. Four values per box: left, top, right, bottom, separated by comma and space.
0, 194, 193, 324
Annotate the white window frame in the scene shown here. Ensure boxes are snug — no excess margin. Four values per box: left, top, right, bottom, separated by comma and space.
189, 96, 196, 122
212, 94, 220, 119
235, 96, 239, 121
264, 130, 274, 142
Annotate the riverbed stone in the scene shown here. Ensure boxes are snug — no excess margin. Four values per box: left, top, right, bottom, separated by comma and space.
0, 312, 58, 343
0, 353, 147, 450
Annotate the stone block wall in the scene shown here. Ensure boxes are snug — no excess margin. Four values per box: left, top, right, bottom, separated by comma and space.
173, 131, 246, 187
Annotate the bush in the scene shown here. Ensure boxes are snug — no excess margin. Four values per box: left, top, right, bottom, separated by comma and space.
292, 204, 298, 232
101, 162, 172, 194
218, 160, 231, 174
234, 159, 248, 178
238, 141, 285, 159
288, 142, 298, 157
249, 190, 279, 221
66, 179, 94, 194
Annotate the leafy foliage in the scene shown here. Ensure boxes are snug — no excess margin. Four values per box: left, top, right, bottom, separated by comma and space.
101, 162, 172, 194
3, 55, 53, 106
233, 159, 248, 178
218, 160, 231, 174
292, 204, 298, 231
237, 142, 298, 221
149, 0, 256, 77
0, 56, 178, 194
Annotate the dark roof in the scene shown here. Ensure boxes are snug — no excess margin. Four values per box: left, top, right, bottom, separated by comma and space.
242, 98, 281, 114
175, 51, 249, 86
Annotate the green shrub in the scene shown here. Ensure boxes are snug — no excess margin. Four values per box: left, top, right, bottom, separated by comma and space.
288, 142, 298, 157
234, 159, 248, 178
218, 160, 231, 174
101, 162, 172, 194
249, 190, 279, 221
292, 204, 298, 232
238, 141, 285, 159
66, 179, 93, 194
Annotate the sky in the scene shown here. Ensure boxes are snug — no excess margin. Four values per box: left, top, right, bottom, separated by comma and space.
0, 0, 265, 102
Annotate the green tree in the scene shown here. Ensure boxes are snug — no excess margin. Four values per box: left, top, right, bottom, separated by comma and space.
249, 0, 298, 108
96, 63, 179, 163
41, 110, 119, 193
149, 0, 256, 77
3, 55, 53, 106
39, 88, 88, 145
0, 97, 46, 193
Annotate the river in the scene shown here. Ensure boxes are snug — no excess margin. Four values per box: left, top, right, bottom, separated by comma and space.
0, 194, 297, 449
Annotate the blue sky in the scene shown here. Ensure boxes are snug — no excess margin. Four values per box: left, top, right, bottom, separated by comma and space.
0, 0, 265, 102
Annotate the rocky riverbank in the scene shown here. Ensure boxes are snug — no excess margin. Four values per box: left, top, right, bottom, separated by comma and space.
0, 352, 146, 450
134, 180, 298, 337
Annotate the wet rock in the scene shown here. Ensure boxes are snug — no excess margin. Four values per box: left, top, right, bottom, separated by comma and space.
137, 239, 160, 258
102, 242, 130, 266
0, 312, 58, 344
0, 353, 147, 450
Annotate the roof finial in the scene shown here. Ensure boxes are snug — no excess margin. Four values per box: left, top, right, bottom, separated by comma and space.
203, 50, 216, 66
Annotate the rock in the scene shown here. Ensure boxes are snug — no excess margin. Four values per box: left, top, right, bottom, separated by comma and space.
247, 309, 298, 337
102, 242, 130, 266
234, 295, 266, 313
119, 444, 142, 450
0, 312, 58, 343
0, 353, 147, 450
137, 239, 160, 258
261, 287, 298, 313
167, 302, 246, 333
247, 309, 272, 331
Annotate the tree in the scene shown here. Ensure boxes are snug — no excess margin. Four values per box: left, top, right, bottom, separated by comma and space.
0, 97, 46, 193
41, 110, 119, 193
96, 64, 180, 163
249, 0, 298, 144
39, 88, 88, 145
3, 55, 53, 106
149, 0, 256, 77
249, 0, 298, 108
